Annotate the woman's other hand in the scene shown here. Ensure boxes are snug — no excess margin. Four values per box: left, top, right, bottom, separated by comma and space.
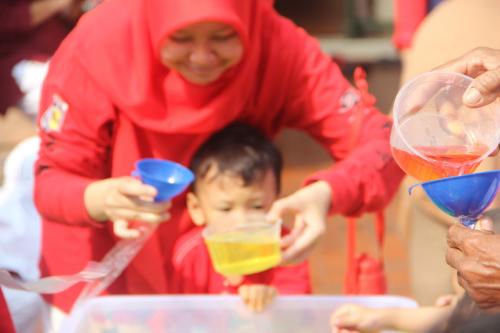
267, 181, 331, 265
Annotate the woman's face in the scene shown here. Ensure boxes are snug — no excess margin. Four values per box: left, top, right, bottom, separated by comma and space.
160, 21, 244, 85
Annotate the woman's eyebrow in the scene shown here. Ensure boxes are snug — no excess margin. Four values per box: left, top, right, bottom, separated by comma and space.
214, 27, 234, 33
171, 31, 189, 36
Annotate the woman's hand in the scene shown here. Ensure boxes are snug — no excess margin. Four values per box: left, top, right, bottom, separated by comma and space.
267, 180, 331, 265
238, 284, 277, 312
84, 177, 171, 238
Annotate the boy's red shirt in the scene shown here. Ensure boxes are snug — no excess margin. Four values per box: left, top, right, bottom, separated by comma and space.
170, 227, 311, 295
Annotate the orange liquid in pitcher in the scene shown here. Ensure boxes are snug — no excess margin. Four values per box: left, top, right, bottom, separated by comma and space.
392, 145, 487, 181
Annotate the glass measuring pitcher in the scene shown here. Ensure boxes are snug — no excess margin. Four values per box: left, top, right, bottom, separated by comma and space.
391, 71, 500, 181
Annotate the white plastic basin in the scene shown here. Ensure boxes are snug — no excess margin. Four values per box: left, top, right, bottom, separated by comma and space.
61, 295, 417, 333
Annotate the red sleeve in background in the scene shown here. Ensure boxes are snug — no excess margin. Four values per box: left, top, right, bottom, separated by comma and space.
392, 0, 428, 50
0, 1, 32, 34
0, 289, 15, 333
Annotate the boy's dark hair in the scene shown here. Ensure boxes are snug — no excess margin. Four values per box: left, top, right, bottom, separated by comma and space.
190, 122, 282, 193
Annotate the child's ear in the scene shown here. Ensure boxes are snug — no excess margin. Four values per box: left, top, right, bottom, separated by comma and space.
186, 192, 206, 226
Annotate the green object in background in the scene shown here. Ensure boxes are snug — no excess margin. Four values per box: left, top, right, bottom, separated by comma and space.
344, 0, 383, 38
343, 0, 360, 37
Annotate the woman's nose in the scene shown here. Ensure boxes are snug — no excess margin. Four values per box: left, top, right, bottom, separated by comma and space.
189, 43, 216, 66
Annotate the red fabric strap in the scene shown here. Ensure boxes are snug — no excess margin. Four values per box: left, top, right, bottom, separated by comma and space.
344, 67, 385, 294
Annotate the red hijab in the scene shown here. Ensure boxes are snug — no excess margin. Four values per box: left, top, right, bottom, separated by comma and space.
70, 0, 267, 133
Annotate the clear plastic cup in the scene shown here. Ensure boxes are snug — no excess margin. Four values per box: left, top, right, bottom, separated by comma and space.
391, 71, 500, 181
202, 215, 281, 276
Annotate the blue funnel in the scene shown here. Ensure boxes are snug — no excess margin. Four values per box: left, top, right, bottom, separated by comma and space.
409, 170, 500, 228
133, 158, 195, 202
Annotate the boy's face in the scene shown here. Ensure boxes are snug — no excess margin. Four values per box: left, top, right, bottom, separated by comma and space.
187, 166, 278, 226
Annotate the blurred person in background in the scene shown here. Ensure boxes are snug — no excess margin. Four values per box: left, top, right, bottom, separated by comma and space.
0, 0, 91, 116
392, 0, 444, 52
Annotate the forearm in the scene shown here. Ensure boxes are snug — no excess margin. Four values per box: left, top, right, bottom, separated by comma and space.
305, 139, 404, 216
340, 137, 404, 212
84, 178, 113, 221
347, 108, 405, 213
301, 98, 404, 215
381, 306, 453, 332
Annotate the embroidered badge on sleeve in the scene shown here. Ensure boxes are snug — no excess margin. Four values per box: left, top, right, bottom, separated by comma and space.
40, 94, 68, 132
339, 88, 361, 114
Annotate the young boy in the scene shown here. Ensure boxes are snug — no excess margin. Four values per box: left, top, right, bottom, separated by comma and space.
171, 122, 311, 312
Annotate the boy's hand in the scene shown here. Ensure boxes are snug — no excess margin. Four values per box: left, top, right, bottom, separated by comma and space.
434, 294, 458, 308
238, 284, 277, 312
331, 304, 386, 333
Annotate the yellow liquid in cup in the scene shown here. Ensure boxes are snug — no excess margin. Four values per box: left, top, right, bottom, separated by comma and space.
205, 232, 281, 276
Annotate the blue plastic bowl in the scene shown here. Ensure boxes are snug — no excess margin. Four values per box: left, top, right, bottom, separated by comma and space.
133, 158, 194, 202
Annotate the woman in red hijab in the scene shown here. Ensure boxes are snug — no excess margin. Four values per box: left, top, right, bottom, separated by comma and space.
35, 0, 404, 313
